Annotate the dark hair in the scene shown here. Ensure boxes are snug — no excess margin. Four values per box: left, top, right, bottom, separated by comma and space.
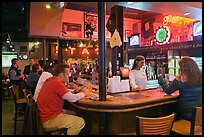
178, 56, 202, 85
11, 58, 19, 65
132, 55, 145, 70
53, 63, 69, 76
32, 64, 40, 73
43, 60, 55, 71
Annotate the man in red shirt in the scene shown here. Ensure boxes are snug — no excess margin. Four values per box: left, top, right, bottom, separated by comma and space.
37, 64, 91, 135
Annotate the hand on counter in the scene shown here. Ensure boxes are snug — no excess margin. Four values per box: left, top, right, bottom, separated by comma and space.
82, 88, 92, 98
131, 86, 141, 91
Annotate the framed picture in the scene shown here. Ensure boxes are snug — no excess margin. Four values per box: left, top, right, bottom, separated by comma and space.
125, 30, 131, 42
84, 13, 98, 39
61, 22, 82, 38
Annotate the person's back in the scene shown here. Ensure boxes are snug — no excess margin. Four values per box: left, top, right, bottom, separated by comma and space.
33, 61, 54, 102
26, 72, 39, 95
33, 71, 53, 101
158, 56, 202, 121
177, 82, 202, 120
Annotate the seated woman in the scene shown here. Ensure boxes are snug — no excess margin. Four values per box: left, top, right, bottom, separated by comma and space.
26, 64, 42, 95
158, 56, 202, 121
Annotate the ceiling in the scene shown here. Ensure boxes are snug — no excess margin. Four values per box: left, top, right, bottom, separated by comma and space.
2, 2, 202, 42
66, 2, 202, 20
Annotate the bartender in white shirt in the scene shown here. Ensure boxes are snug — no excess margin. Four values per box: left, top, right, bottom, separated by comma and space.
129, 55, 147, 91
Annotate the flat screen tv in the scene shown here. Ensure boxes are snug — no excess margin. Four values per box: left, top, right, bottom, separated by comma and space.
193, 21, 202, 37
129, 34, 140, 47
2, 52, 18, 68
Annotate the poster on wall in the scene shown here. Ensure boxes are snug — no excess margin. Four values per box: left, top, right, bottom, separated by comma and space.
84, 13, 98, 39
61, 22, 82, 38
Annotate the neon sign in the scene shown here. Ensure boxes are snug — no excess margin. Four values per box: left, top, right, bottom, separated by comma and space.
155, 26, 171, 45
163, 15, 195, 26
82, 48, 90, 55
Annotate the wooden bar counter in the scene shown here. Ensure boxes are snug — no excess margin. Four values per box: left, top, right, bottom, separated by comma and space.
64, 88, 179, 135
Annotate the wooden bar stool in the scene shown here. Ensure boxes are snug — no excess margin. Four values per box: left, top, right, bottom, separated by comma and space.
172, 107, 202, 135
136, 113, 175, 135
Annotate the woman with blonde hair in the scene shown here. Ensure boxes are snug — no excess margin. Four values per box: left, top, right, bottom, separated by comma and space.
158, 56, 202, 120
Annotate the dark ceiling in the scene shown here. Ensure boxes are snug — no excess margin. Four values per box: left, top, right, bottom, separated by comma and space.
2, 2, 161, 42
2, 2, 30, 42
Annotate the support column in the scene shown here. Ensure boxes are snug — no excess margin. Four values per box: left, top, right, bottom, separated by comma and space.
43, 38, 46, 64
48, 43, 51, 60
98, 2, 106, 101
98, 2, 108, 135
57, 39, 63, 63
111, 6, 124, 75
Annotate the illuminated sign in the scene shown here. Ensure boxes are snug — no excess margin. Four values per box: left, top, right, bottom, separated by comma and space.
163, 15, 195, 26
82, 48, 90, 55
155, 26, 171, 45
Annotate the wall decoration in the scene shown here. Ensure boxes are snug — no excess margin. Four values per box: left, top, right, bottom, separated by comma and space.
125, 30, 131, 42
154, 26, 171, 45
84, 13, 98, 39
61, 22, 82, 38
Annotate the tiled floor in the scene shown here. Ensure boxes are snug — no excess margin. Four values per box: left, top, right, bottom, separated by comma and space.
2, 96, 24, 135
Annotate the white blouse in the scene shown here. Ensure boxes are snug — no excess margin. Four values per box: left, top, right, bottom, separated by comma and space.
33, 71, 53, 101
129, 68, 147, 90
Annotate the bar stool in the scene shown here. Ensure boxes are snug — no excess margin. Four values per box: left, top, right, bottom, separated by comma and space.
172, 107, 202, 135
9, 85, 28, 135
135, 113, 175, 135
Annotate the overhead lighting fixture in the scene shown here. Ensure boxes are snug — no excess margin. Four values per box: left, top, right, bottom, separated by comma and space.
127, 2, 134, 5
46, 4, 50, 9
184, 12, 190, 16
6, 39, 10, 43
50, 2, 65, 9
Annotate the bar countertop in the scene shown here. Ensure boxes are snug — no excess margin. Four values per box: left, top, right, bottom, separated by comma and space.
71, 88, 179, 113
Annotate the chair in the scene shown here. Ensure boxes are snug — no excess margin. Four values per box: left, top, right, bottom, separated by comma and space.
22, 98, 67, 135
136, 113, 175, 135
172, 107, 202, 135
9, 85, 28, 135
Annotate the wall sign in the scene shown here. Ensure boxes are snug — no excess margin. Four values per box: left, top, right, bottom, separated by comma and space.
155, 26, 171, 45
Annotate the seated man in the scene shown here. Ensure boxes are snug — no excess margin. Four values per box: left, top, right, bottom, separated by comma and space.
37, 63, 91, 135
26, 64, 42, 95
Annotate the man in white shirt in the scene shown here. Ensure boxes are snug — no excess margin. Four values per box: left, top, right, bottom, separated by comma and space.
33, 61, 54, 102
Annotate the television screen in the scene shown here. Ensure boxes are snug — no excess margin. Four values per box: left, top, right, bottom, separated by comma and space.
2, 52, 18, 68
128, 59, 135, 69
193, 21, 202, 36
129, 34, 140, 47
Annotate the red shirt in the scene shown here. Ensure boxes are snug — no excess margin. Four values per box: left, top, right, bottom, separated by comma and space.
37, 77, 69, 123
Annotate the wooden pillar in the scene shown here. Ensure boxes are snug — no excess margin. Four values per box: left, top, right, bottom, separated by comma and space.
57, 39, 63, 63
48, 43, 51, 60
43, 38, 46, 64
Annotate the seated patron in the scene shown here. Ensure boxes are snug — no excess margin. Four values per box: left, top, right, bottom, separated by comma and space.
158, 56, 202, 121
129, 55, 147, 91
8, 58, 26, 98
37, 63, 91, 135
23, 58, 35, 79
26, 64, 42, 95
33, 61, 55, 102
